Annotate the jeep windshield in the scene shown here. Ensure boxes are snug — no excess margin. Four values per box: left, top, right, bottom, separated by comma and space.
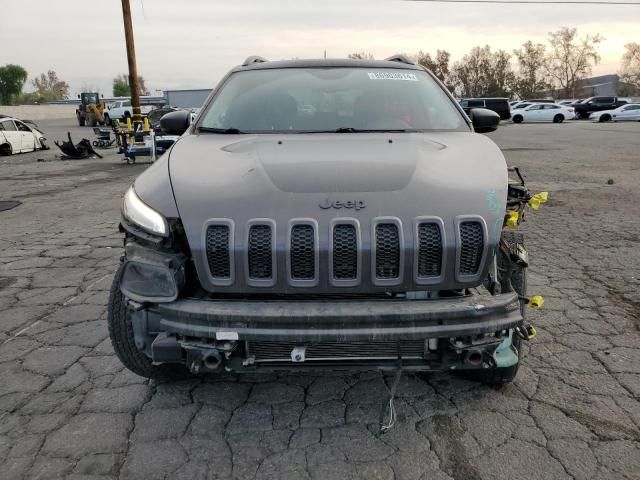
198, 68, 468, 134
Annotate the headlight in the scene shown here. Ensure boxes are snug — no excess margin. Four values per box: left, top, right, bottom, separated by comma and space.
122, 186, 168, 236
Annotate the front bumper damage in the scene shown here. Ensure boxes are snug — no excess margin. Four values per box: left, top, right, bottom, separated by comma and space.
126, 289, 523, 373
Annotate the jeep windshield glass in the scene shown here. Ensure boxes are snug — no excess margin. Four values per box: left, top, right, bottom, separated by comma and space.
198, 68, 468, 133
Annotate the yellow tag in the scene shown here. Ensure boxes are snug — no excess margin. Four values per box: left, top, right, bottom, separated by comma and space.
528, 295, 544, 309
505, 210, 519, 228
529, 192, 549, 209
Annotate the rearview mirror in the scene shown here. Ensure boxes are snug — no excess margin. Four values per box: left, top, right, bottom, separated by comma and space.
469, 108, 500, 133
159, 110, 191, 135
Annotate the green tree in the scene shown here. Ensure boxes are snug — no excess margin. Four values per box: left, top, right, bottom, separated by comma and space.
545, 27, 602, 98
512, 41, 549, 99
112, 74, 149, 97
32, 70, 69, 101
0, 64, 28, 105
416, 50, 452, 89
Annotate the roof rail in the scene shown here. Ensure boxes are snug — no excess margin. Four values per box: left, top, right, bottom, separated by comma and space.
242, 56, 268, 66
384, 54, 415, 65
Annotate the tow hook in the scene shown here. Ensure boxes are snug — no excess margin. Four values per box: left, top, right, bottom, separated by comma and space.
515, 324, 537, 341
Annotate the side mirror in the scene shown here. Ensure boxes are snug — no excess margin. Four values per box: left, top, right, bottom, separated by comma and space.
160, 110, 191, 135
470, 108, 500, 133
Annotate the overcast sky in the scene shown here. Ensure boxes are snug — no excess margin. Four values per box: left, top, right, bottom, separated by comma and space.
2, 0, 639, 96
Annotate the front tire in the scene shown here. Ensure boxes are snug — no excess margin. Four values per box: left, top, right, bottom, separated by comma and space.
108, 265, 189, 380
599, 114, 611, 123
0, 143, 12, 156
512, 115, 523, 124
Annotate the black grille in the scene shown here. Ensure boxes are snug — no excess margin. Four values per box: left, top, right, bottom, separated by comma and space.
375, 223, 400, 279
248, 225, 273, 279
290, 225, 315, 280
459, 221, 484, 275
205, 225, 230, 278
333, 224, 358, 280
417, 223, 442, 277
249, 340, 425, 362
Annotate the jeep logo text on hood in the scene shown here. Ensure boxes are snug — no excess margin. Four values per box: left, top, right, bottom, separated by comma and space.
319, 199, 367, 210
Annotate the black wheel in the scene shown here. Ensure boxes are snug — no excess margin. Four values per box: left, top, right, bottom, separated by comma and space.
553, 114, 564, 124
463, 231, 526, 385
512, 115, 523, 124
78, 115, 85, 127
108, 264, 190, 380
0, 143, 12, 156
92, 141, 99, 147
599, 114, 611, 123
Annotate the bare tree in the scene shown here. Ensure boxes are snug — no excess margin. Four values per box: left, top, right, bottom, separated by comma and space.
512, 41, 549, 99
451, 46, 515, 98
415, 50, 452, 89
619, 43, 640, 93
545, 27, 602, 98
32, 70, 69, 101
347, 52, 374, 60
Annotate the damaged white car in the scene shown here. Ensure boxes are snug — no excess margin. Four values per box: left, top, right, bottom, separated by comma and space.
0, 116, 49, 155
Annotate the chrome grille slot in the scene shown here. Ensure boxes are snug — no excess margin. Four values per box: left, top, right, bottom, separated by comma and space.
459, 221, 484, 275
290, 224, 315, 280
375, 223, 400, 279
205, 225, 231, 279
417, 223, 442, 277
248, 225, 273, 279
333, 224, 358, 280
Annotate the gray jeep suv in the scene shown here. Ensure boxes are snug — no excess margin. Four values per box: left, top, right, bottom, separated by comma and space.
108, 55, 534, 384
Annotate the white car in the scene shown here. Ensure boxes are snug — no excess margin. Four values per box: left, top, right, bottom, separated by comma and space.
0, 116, 48, 155
589, 104, 640, 122
511, 103, 575, 124
511, 101, 533, 110
103, 101, 153, 124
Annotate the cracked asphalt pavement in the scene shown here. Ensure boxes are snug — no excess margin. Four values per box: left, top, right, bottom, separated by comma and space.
1, 118, 639, 479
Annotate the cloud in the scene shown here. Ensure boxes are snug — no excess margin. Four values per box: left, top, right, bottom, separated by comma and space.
2, 0, 637, 94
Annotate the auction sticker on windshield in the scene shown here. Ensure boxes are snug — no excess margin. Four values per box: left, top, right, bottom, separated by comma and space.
367, 72, 418, 81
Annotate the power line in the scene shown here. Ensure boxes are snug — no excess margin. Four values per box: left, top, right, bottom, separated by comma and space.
406, 0, 640, 4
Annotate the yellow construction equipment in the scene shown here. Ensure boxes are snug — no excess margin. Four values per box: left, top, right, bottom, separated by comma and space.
76, 92, 106, 127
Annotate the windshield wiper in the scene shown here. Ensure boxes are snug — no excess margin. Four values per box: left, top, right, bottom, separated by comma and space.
197, 127, 244, 134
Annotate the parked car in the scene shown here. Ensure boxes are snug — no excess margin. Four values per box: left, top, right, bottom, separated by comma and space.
589, 103, 640, 122
556, 99, 580, 106
459, 97, 511, 120
511, 102, 533, 110
0, 116, 49, 155
523, 98, 555, 104
108, 54, 535, 386
511, 103, 575, 123
572, 96, 628, 119
104, 101, 153, 125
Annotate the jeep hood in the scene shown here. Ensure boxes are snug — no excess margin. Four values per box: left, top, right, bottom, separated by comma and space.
165, 132, 508, 293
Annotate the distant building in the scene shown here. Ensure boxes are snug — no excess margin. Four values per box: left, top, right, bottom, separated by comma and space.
548, 74, 639, 99
164, 89, 212, 109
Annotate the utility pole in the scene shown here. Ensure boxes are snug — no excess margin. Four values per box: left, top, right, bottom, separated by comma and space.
121, 0, 141, 125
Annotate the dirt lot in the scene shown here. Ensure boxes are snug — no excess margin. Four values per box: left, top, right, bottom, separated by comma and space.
1, 119, 639, 479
